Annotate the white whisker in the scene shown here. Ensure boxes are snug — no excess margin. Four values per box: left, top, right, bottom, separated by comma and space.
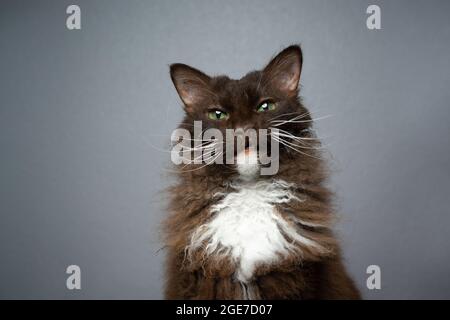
272, 136, 322, 160
271, 114, 332, 127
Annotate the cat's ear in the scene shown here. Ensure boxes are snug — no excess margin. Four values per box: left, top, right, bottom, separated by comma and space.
170, 63, 212, 111
263, 45, 303, 96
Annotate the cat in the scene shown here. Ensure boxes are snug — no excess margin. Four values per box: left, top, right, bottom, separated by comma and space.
163, 45, 360, 299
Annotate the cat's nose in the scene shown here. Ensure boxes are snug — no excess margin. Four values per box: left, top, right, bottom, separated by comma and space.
234, 126, 255, 151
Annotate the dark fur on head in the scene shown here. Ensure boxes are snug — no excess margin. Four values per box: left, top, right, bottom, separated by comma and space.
164, 45, 360, 299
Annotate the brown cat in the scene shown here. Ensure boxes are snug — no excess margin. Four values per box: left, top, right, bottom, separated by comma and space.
163, 45, 360, 299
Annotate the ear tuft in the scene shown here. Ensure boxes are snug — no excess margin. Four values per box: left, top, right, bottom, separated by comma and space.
169, 63, 211, 110
263, 45, 303, 96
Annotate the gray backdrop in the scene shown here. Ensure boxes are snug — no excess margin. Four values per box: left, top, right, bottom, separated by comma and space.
1, 0, 449, 299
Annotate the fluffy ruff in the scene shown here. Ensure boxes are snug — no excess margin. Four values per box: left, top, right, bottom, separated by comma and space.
185, 180, 328, 286
164, 167, 360, 299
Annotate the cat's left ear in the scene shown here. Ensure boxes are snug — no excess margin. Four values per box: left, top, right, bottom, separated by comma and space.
263, 45, 303, 96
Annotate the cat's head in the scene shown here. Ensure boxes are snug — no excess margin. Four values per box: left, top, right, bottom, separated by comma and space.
170, 45, 317, 179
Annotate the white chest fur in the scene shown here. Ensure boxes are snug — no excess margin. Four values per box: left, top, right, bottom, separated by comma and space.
186, 180, 319, 283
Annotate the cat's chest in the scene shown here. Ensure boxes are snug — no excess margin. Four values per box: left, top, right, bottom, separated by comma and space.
188, 180, 303, 283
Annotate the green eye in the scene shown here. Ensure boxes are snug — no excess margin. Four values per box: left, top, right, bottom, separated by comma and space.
208, 110, 229, 120
257, 101, 276, 112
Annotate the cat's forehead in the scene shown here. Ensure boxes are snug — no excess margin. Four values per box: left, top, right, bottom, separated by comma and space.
211, 72, 262, 106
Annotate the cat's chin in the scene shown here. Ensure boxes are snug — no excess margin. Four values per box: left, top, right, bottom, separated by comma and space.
236, 149, 260, 180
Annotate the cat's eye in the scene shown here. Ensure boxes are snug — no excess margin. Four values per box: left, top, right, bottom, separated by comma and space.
208, 110, 229, 120
257, 101, 276, 112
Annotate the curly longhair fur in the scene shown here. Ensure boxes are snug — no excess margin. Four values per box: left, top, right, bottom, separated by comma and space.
163, 45, 360, 299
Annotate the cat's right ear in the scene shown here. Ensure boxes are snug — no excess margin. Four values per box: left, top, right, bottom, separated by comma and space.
170, 63, 212, 111
262, 45, 303, 97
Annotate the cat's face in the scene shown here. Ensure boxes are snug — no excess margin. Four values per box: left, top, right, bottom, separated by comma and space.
170, 45, 315, 178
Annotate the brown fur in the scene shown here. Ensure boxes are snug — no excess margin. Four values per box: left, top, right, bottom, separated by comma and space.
163, 45, 360, 299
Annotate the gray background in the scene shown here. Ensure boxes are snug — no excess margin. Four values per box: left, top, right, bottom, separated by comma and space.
1, 0, 449, 299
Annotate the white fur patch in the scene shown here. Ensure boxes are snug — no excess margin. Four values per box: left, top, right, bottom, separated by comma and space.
186, 179, 322, 284
236, 149, 259, 179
